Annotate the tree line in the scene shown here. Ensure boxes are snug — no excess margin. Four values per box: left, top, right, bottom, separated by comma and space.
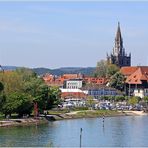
93, 59, 125, 91
0, 68, 61, 117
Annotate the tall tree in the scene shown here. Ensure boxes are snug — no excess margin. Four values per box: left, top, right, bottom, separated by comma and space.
107, 64, 119, 77
94, 60, 107, 77
47, 86, 61, 109
109, 72, 125, 91
93, 60, 119, 78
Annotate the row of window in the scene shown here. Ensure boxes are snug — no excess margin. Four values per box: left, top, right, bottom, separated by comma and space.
89, 90, 117, 95
67, 86, 78, 89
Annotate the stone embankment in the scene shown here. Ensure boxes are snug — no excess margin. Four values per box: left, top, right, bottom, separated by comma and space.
0, 118, 48, 127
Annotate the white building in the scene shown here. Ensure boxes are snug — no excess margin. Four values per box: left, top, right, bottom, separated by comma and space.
64, 79, 83, 89
134, 89, 148, 98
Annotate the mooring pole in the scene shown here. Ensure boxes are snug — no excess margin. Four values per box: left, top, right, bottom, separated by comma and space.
80, 128, 82, 148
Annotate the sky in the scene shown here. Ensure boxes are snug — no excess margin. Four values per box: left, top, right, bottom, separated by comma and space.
0, 1, 148, 69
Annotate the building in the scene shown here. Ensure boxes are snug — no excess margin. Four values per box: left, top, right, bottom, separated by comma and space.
84, 76, 107, 85
107, 22, 131, 67
81, 84, 122, 99
63, 79, 83, 89
120, 66, 148, 98
60, 88, 87, 99
43, 73, 107, 87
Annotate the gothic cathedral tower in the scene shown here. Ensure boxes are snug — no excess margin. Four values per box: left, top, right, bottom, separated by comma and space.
107, 22, 131, 67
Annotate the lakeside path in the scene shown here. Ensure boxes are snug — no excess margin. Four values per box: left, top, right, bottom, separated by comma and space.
123, 110, 148, 116
66, 110, 148, 116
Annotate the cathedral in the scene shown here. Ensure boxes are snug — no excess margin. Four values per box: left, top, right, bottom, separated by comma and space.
107, 23, 131, 67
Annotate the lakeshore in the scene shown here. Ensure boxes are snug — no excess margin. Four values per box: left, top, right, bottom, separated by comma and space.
0, 117, 48, 127
0, 110, 147, 127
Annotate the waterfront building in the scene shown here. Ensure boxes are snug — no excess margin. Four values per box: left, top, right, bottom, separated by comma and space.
107, 22, 131, 67
121, 66, 148, 98
81, 84, 121, 99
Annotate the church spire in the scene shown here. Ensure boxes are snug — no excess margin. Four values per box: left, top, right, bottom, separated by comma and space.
116, 22, 122, 40
113, 22, 123, 56
107, 22, 131, 67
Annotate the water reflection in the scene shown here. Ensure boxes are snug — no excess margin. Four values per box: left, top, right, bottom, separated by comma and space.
0, 116, 148, 147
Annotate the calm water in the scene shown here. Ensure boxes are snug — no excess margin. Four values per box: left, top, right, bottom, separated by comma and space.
0, 116, 148, 147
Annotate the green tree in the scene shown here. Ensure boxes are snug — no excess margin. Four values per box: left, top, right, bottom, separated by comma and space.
115, 96, 125, 102
93, 60, 119, 78
2, 92, 33, 117
0, 68, 62, 116
143, 96, 148, 110
23, 78, 48, 112
47, 86, 61, 109
86, 95, 95, 109
143, 96, 148, 102
107, 64, 119, 77
128, 96, 138, 106
94, 60, 107, 77
109, 72, 125, 91
0, 68, 48, 116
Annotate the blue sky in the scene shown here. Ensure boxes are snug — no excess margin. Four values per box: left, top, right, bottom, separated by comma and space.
0, 1, 148, 68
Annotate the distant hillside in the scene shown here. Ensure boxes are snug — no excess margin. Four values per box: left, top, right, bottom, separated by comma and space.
1, 66, 20, 71
1, 66, 96, 76
32, 67, 95, 76
32, 68, 52, 75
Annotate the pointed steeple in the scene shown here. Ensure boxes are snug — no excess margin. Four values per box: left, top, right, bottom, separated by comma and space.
113, 22, 123, 56
107, 22, 131, 67
116, 22, 122, 41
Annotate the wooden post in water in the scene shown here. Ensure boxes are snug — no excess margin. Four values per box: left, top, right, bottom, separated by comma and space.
80, 128, 83, 148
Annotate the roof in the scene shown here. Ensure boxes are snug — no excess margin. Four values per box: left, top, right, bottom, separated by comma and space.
120, 66, 138, 76
66, 78, 83, 81
125, 66, 148, 84
81, 83, 116, 91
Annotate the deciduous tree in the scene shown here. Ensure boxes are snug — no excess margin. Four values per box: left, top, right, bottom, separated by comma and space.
109, 72, 125, 91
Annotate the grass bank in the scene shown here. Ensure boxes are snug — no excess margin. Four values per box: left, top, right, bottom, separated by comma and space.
45, 109, 126, 121
67, 110, 124, 119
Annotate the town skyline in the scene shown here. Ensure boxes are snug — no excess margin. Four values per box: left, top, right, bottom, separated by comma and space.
0, 1, 148, 68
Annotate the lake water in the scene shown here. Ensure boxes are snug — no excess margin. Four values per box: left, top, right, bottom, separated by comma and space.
0, 116, 148, 147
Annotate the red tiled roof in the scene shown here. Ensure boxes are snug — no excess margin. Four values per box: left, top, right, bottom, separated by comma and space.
126, 66, 148, 84
120, 66, 138, 76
